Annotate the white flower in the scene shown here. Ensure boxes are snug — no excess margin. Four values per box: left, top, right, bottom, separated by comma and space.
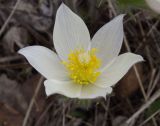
145, 0, 160, 13
18, 3, 144, 99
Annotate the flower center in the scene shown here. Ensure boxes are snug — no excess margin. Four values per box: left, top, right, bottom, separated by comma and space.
63, 48, 101, 85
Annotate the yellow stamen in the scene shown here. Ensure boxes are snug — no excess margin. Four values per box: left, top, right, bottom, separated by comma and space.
63, 48, 101, 85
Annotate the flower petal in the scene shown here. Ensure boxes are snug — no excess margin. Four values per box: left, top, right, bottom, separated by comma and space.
79, 85, 112, 99
146, 0, 160, 13
18, 46, 67, 80
44, 79, 82, 98
95, 53, 144, 88
91, 14, 125, 67
53, 3, 90, 61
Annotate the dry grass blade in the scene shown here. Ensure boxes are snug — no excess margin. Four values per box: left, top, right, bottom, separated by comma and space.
0, 55, 22, 63
22, 76, 44, 126
0, 0, 21, 36
126, 88, 160, 124
147, 72, 160, 98
139, 109, 160, 126
107, 0, 158, 125
107, 0, 147, 100
0, 1, 160, 126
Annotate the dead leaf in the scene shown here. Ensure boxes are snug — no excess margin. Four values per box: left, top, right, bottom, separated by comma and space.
21, 74, 46, 114
2, 26, 29, 53
39, 0, 53, 17
112, 116, 128, 126
16, 1, 37, 13
0, 74, 28, 114
0, 73, 46, 125
114, 64, 143, 98
0, 74, 27, 126
28, 15, 52, 32
0, 103, 23, 126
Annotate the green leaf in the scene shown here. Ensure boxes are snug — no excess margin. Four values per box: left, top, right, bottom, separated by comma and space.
70, 108, 88, 119
145, 99, 160, 118
117, 0, 147, 11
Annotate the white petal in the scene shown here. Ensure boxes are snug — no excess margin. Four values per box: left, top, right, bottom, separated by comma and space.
18, 46, 68, 80
146, 0, 160, 13
53, 3, 90, 61
79, 85, 112, 99
95, 53, 144, 88
44, 79, 82, 98
91, 14, 125, 67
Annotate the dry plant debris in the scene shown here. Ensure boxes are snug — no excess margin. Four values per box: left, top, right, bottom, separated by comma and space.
0, 0, 160, 126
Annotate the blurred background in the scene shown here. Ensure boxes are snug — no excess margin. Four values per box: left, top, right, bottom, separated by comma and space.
0, 0, 160, 126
